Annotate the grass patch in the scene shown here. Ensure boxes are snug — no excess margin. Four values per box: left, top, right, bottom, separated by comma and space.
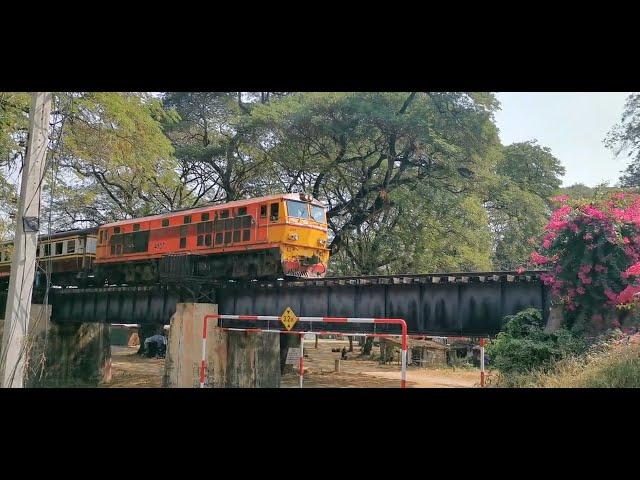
489, 333, 640, 387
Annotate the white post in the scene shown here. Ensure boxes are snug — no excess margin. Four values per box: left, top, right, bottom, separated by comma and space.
299, 334, 304, 388
401, 348, 407, 388
1, 92, 52, 388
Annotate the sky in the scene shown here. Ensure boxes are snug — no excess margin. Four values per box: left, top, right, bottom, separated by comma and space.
494, 92, 631, 187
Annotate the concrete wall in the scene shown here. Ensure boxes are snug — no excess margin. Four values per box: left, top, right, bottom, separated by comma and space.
1, 304, 111, 387
163, 303, 280, 388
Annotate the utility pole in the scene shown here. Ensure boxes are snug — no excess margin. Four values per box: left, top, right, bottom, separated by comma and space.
1, 92, 52, 388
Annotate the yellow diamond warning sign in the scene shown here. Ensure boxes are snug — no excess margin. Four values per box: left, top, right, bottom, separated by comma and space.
281, 307, 298, 331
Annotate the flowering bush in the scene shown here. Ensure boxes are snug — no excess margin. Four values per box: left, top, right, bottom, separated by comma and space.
530, 192, 640, 329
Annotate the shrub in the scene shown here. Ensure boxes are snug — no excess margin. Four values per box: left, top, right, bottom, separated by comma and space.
529, 192, 640, 331
486, 308, 586, 376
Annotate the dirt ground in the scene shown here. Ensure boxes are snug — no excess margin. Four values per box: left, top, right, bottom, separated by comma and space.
104, 339, 481, 388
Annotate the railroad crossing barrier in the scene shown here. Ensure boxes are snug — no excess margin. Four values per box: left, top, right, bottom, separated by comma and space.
200, 314, 409, 388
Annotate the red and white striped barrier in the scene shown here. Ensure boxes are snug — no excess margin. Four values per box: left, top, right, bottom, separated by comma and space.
199, 314, 408, 388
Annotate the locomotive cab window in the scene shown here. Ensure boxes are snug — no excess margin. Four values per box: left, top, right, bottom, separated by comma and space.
311, 205, 325, 223
114, 227, 120, 234
286, 200, 309, 219
270, 203, 279, 221
184, 215, 192, 224
260, 205, 267, 218
201, 212, 209, 222
220, 210, 229, 219
238, 207, 247, 216
162, 218, 169, 227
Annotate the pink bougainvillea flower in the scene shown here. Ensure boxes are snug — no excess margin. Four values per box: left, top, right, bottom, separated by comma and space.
550, 195, 569, 204
579, 264, 592, 274
594, 264, 607, 273
616, 285, 640, 304
540, 273, 555, 285
578, 271, 593, 284
604, 289, 619, 303
576, 286, 586, 295
542, 239, 552, 249
530, 251, 549, 265
582, 205, 606, 220
623, 237, 631, 244
583, 232, 593, 241
516, 266, 525, 274
624, 262, 640, 276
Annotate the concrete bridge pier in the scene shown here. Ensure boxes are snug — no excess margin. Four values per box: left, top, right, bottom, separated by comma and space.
163, 303, 280, 388
0, 305, 112, 387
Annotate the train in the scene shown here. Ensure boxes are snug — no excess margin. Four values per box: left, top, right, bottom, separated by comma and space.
0, 193, 330, 287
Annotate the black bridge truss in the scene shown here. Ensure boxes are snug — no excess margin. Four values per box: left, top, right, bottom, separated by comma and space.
1, 270, 552, 336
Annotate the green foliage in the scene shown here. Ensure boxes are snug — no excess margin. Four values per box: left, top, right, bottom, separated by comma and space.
486, 308, 586, 375
606, 94, 640, 187
0, 92, 568, 279
488, 141, 565, 269
254, 92, 502, 273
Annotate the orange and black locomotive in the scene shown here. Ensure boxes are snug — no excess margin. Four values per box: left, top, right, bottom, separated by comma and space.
0, 193, 330, 287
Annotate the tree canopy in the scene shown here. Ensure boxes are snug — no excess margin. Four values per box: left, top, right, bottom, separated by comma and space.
1, 91, 570, 274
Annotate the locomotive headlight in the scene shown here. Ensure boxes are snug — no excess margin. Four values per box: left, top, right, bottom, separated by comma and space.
288, 233, 299, 241
318, 238, 326, 246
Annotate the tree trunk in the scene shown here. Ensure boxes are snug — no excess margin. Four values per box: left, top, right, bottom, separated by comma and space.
362, 337, 374, 356
348, 336, 353, 352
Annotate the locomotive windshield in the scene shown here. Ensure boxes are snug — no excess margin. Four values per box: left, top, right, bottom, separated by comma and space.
310, 205, 325, 223
286, 200, 309, 219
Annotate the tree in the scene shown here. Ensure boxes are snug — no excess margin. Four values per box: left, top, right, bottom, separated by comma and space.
0, 93, 30, 220
253, 92, 502, 273
488, 141, 565, 269
606, 93, 640, 187
37, 92, 179, 229
161, 92, 285, 207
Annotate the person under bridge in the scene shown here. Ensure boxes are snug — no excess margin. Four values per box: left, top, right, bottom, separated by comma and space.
144, 333, 167, 358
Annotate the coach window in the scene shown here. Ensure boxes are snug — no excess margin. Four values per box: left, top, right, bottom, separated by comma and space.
260, 205, 267, 218
44, 244, 51, 257
114, 227, 120, 234
67, 240, 75, 254
238, 206, 247, 216
270, 203, 279, 221
220, 210, 229, 219
55, 242, 63, 255
202, 212, 209, 222
162, 218, 169, 227
99, 231, 103, 244
184, 215, 192, 224
36, 246, 40, 257
133, 223, 140, 232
